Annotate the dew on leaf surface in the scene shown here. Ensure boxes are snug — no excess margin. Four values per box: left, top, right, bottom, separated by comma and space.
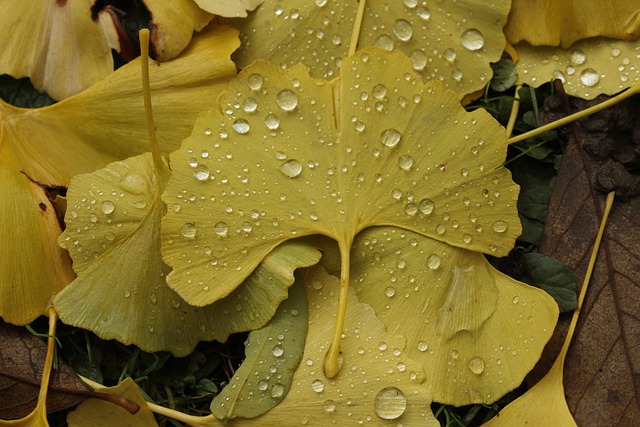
180, 222, 197, 238
580, 68, 600, 87
311, 379, 325, 393
374, 386, 407, 420
247, 73, 264, 90
392, 19, 414, 41
100, 200, 115, 214
276, 89, 299, 111
380, 129, 401, 147
232, 118, 251, 134
467, 356, 486, 375
279, 159, 303, 178
460, 29, 485, 51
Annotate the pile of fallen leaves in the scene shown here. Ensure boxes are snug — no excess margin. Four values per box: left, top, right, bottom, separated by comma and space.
1, 1, 639, 426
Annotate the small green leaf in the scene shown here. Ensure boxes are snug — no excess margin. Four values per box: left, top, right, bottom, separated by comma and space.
521, 252, 577, 312
490, 57, 518, 92
210, 279, 308, 421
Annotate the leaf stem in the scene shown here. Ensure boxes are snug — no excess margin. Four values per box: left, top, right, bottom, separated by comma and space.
324, 237, 352, 378
146, 403, 222, 427
557, 192, 615, 364
505, 84, 522, 138
348, 0, 367, 56
138, 29, 171, 183
508, 82, 640, 144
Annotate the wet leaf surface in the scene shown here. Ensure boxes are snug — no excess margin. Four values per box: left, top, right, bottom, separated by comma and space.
532, 93, 640, 425
0, 322, 87, 420
350, 226, 558, 406
210, 279, 307, 420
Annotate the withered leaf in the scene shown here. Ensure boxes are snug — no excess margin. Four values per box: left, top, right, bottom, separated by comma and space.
534, 91, 640, 426
0, 321, 87, 420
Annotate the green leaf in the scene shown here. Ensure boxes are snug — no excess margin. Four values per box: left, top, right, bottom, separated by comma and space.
490, 57, 518, 92
521, 252, 577, 312
211, 279, 308, 421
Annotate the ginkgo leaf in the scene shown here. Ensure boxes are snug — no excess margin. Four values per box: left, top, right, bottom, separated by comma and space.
505, 0, 640, 49
66, 378, 157, 427
194, 0, 263, 17
162, 47, 520, 375
0, 25, 239, 325
350, 226, 559, 406
235, 265, 439, 426
210, 279, 307, 421
0, 0, 118, 100
224, 0, 510, 99
54, 152, 321, 356
514, 37, 640, 99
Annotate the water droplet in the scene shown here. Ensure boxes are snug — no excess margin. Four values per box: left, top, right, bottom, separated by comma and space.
214, 221, 229, 237
426, 254, 441, 269
124, 290, 131, 298
397, 258, 406, 269
380, 129, 401, 147
452, 68, 463, 82
570, 49, 586, 65
105, 232, 116, 241
463, 234, 472, 244
392, 19, 413, 41
375, 34, 395, 51
247, 73, 263, 90
419, 198, 434, 215
372, 84, 387, 99
451, 350, 459, 359
194, 165, 210, 181
410, 49, 427, 71
232, 119, 250, 134
279, 159, 303, 178
512, 296, 520, 304
311, 379, 325, 393
241, 221, 253, 233
180, 222, 197, 238
467, 356, 485, 375
436, 224, 446, 235
403, 0, 418, 7
417, 341, 428, 352
264, 113, 281, 130
242, 97, 258, 112
580, 68, 600, 87
443, 48, 457, 63
315, 0, 327, 6
398, 154, 414, 171
89, 213, 98, 223
374, 387, 407, 420
101, 200, 115, 214
258, 380, 269, 391
460, 29, 485, 51
405, 203, 418, 216
276, 89, 299, 111
323, 399, 336, 413
271, 383, 285, 398
417, 7, 431, 20
492, 220, 509, 233
385, 286, 396, 297
272, 345, 284, 357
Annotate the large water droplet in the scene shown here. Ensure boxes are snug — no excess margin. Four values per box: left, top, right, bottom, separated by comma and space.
279, 159, 303, 178
580, 68, 600, 87
460, 29, 485, 51
271, 383, 285, 398
570, 49, 586, 65
443, 48, 457, 62
404, 203, 418, 216
426, 254, 441, 269
372, 84, 387, 99
272, 345, 284, 357
375, 34, 395, 51
276, 89, 299, 111
194, 165, 210, 181
398, 154, 414, 171
247, 73, 263, 90
232, 119, 250, 134
101, 200, 115, 214
180, 222, 197, 238
417, 341, 428, 352
374, 387, 407, 420
467, 356, 486, 375
492, 220, 509, 233
380, 129, 401, 147
323, 399, 336, 413
243, 97, 258, 113
385, 286, 396, 297
392, 19, 413, 41
212, 221, 228, 237
311, 379, 325, 393
410, 49, 427, 71
419, 198, 434, 215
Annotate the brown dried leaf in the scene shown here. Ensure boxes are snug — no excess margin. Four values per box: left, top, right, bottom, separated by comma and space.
534, 91, 640, 426
0, 321, 87, 420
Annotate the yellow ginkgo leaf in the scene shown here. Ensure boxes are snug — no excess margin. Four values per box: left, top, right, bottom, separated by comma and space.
350, 226, 558, 406
162, 47, 520, 376
66, 378, 158, 427
224, 0, 510, 100
0, 0, 118, 100
53, 150, 320, 356
230, 265, 439, 426
0, 24, 239, 326
514, 37, 640, 99
505, 0, 640, 49
194, 0, 263, 17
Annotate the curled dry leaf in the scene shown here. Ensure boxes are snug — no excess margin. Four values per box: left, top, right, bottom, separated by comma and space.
351, 227, 558, 405
225, 0, 510, 100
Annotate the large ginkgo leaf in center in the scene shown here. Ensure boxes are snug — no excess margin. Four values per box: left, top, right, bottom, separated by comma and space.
162, 47, 520, 306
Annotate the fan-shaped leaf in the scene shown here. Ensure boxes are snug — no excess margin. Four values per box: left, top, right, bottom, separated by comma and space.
54, 153, 320, 356
194, 0, 263, 17
350, 226, 558, 405
225, 0, 510, 99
